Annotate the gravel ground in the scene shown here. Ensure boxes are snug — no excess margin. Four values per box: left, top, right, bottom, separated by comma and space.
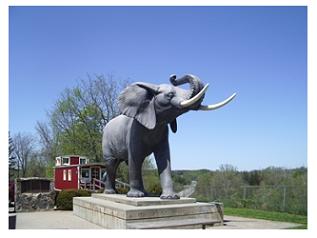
15, 211, 300, 229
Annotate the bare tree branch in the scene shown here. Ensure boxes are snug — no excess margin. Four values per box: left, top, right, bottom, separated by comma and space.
12, 133, 35, 177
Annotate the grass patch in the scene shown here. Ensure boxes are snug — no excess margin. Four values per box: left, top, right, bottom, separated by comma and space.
224, 207, 307, 229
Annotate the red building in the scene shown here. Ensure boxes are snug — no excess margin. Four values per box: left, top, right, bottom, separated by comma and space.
54, 155, 106, 190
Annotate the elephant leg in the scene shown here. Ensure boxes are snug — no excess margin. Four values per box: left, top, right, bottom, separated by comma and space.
127, 155, 146, 197
154, 140, 179, 199
104, 157, 120, 194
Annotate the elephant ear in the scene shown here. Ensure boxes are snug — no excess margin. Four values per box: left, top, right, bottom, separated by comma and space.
118, 82, 159, 130
169, 119, 177, 133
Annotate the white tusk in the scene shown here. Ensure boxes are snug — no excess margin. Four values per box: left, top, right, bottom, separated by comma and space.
179, 84, 209, 108
199, 93, 236, 111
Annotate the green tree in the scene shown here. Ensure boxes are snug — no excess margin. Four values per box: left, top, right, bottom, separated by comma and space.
287, 168, 307, 214
208, 164, 244, 206
43, 74, 127, 163
194, 172, 213, 202
260, 167, 289, 186
242, 170, 263, 185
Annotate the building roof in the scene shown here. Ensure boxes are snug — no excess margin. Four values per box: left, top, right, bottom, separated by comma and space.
80, 163, 106, 168
56, 155, 88, 158
16, 177, 53, 181
54, 162, 106, 169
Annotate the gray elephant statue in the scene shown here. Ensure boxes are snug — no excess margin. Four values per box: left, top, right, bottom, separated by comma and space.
102, 74, 236, 199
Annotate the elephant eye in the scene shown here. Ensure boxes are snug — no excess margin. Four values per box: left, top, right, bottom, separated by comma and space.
166, 92, 175, 99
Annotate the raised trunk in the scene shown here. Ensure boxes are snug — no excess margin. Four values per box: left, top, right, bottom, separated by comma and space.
169, 74, 204, 99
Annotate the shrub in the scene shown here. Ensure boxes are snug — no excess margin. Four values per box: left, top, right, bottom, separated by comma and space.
195, 195, 210, 202
56, 189, 91, 210
116, 186, 129, 194
146, 182, 162, 196
76, 189, 91, 197
143, 171, 162, 196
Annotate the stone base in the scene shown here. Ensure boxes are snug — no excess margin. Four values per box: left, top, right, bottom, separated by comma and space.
73, 194, 223, 229
15, 191, 56, 212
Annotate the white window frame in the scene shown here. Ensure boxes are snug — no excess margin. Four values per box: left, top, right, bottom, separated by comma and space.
68, 169, 72, 181
80, 158, 86, 165
63, 169, 67, 181
62, 157, 70, 165
56, 157, 61, 166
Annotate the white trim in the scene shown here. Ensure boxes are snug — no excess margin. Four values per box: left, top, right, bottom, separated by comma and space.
55, 157, 61, 166
79, 158, 87, 165
77, 166, 80, 189
67, 169, 72, 181
63, 169, 67, 181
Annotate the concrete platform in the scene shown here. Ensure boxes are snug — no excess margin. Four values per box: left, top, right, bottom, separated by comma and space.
73, 194, 223, 229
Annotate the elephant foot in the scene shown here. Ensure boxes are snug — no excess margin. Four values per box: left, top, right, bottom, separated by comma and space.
104, 188, 116, 194
127, 189, 145, 198
160, 193, 180, 200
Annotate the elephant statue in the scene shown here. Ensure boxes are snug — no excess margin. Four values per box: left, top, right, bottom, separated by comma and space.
102, 74, 236, 199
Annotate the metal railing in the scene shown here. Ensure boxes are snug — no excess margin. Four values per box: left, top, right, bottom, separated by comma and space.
80, 178, 130, 192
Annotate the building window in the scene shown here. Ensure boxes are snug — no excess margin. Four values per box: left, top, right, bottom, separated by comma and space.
68, 169, 72, 181
63, 170, 67, 181
80, 158, 86, 165
56, 158, 61, 166
80, 168, 90, 184
62, 157, 69, 165
81, 168, 90, 178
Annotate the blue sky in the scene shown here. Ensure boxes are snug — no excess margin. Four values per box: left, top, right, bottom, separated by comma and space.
9, 6, 307, 170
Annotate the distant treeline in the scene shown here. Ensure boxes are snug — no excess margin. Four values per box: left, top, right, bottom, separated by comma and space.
171, 164, 307, 215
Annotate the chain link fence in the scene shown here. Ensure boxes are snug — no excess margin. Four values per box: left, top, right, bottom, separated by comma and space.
195, 184, 307, 215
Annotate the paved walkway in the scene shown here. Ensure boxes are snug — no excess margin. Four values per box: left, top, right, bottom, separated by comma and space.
16, 211, 102, 229
211, 215, 300, 229
15, 211, 300, 229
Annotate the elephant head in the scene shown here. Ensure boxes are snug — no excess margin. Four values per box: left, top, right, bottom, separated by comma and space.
118, 74, 236, 132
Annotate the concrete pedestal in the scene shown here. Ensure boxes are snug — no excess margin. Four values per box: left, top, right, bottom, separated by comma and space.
73, 194, 223, 229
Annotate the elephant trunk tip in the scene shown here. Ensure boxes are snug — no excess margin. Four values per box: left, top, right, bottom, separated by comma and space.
169, 74, 205, 98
